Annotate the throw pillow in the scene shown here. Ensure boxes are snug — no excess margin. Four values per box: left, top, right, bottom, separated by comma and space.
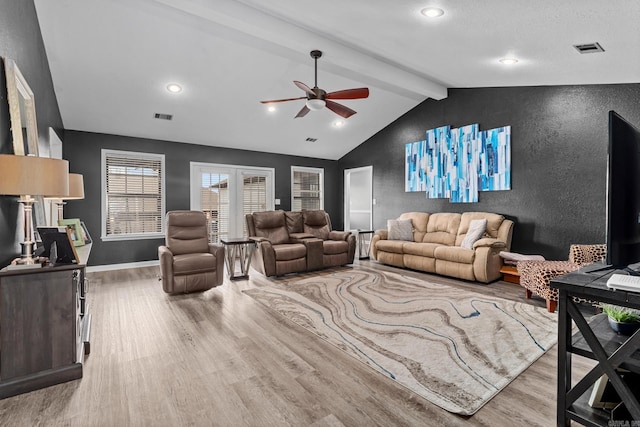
461, 219, 487, 249
387, 219, 413, 241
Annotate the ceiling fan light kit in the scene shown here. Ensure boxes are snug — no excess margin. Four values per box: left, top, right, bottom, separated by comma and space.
261, 49, 369, 119
306, 98, 326, 110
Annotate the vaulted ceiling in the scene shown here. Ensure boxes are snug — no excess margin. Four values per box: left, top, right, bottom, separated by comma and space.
34, 0, 640, 160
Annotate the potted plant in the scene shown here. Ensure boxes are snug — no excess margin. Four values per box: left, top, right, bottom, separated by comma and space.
600, 303, 640, 335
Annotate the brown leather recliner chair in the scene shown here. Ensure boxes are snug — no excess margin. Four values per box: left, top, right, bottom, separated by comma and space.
158, 210, 225, 294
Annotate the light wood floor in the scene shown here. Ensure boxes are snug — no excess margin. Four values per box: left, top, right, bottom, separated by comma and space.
0, 260, 593, 426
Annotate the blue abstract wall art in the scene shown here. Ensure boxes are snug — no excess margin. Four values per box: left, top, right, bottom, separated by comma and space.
479, 126, 511, 192
426, 125, 451, 199
404, 123, 511, 203
405, 139, 427, 192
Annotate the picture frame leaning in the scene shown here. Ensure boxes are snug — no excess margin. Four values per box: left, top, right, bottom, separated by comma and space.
58, 218, 85, 247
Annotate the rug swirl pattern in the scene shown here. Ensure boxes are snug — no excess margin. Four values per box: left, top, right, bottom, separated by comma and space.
244, 267, 557, 415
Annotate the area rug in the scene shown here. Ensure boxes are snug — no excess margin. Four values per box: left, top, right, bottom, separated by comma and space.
244, 267, 558, 415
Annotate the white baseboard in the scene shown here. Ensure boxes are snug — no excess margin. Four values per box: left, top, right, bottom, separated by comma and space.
86, 260, 159, 273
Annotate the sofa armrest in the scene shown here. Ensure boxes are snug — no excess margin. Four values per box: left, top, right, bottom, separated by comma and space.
249, 237, 277, 276
328, 230, 351, 241
473, 238, 507, 250
207, 243, 225, 285
158, 245, 174, 293
374, 229, 388, 240
370, 231, 387, 260
301, 237, 324, 271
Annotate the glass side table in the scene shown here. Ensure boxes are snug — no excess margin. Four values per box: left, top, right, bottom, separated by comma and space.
220, 237, 255, 280
356, 230, 374, 260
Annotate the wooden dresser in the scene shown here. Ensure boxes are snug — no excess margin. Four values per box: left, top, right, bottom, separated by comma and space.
0, 245, 91, 399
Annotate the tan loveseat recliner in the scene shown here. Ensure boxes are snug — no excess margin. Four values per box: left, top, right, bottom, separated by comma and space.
245, 210, 356, 276
371, 212, 514, 283
158, 210, 225, 294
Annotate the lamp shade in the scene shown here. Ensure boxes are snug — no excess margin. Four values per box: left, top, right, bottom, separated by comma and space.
0, 154, 69, 197
66, 173, 85, 199
45, 173, 84, 200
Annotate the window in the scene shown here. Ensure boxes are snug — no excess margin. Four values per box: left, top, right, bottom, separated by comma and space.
102, 149, 165, 240
291, 166, 324, 211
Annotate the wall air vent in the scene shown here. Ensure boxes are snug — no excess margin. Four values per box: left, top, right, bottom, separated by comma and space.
305, 137, 318, 142
154, 113, 173, 120
573, 42, 605, 54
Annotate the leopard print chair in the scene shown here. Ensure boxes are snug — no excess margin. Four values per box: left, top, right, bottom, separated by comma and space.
517, 244, 607, 313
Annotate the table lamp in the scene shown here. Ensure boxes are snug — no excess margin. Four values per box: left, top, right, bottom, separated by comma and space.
46, 173, 84, 223
0, 154, 69, 264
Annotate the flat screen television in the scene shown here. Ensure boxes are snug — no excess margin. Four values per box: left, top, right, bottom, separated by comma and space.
606, 110, 640, 270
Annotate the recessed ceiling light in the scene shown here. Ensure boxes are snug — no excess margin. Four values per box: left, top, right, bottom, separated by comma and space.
420, 7, 444, 18
166, 83, 182, 93
267, 105, 276, 112
333, 120, 345, 128
499, 58, 518, 65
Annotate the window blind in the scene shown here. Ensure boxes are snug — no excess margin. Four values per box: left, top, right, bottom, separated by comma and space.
292, 168, 323, 211
200, 172, 230, 243
104, 152, 164, 237
242, 175, 267, 236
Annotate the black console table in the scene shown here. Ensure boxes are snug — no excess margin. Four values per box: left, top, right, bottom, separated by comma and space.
551, 266, 640, 426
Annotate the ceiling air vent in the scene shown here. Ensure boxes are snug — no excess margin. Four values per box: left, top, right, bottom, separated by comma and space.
573, 42, 605, 54
154, 113, 173, 120
305, 137, 318, 142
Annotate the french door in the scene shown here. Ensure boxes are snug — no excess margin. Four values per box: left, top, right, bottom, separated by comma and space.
190, 162, 274, 242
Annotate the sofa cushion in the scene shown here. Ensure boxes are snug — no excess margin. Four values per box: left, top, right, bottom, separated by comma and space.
252, 211, 289, 245
433, 245, 475, 264
303, 210, 328, 226
397, 212, 430, 242
402, 242, 442, 258
387, 219, 413, 241
303, 210, 331, 239
375, 239, 406, 254
165, 210, 210, 255
173, 253, 217, 275
323, 240, 349, 255
273, 243, 307, 261
461, 219, 487, 249
456, 212, 505, 245
422, 213, 461, 246
285, 211, 304, 233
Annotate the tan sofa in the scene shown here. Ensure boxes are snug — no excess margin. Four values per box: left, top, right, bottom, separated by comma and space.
371, 212, 514, 283
245, 210, 356, 276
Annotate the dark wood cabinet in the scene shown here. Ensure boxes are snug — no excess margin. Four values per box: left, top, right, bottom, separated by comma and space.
0, 256, 91, 399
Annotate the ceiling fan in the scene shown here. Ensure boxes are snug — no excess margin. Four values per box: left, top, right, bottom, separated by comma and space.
261, 50, 369, 119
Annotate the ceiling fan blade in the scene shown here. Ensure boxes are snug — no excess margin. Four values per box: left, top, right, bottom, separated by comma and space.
326, 87, 369, 100
295, 105, 310, 118
325, 100, 356, 118
260, 96, 306, 104
294, 80, 315, 95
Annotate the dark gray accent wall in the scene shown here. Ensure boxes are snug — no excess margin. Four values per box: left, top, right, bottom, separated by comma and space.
63, 131, 339, 266
0, 0, 64, 266
338, 84, 640, 259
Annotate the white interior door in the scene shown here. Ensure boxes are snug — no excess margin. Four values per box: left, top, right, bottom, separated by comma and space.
190, 163, 274, 241
344, 166, 373, 231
